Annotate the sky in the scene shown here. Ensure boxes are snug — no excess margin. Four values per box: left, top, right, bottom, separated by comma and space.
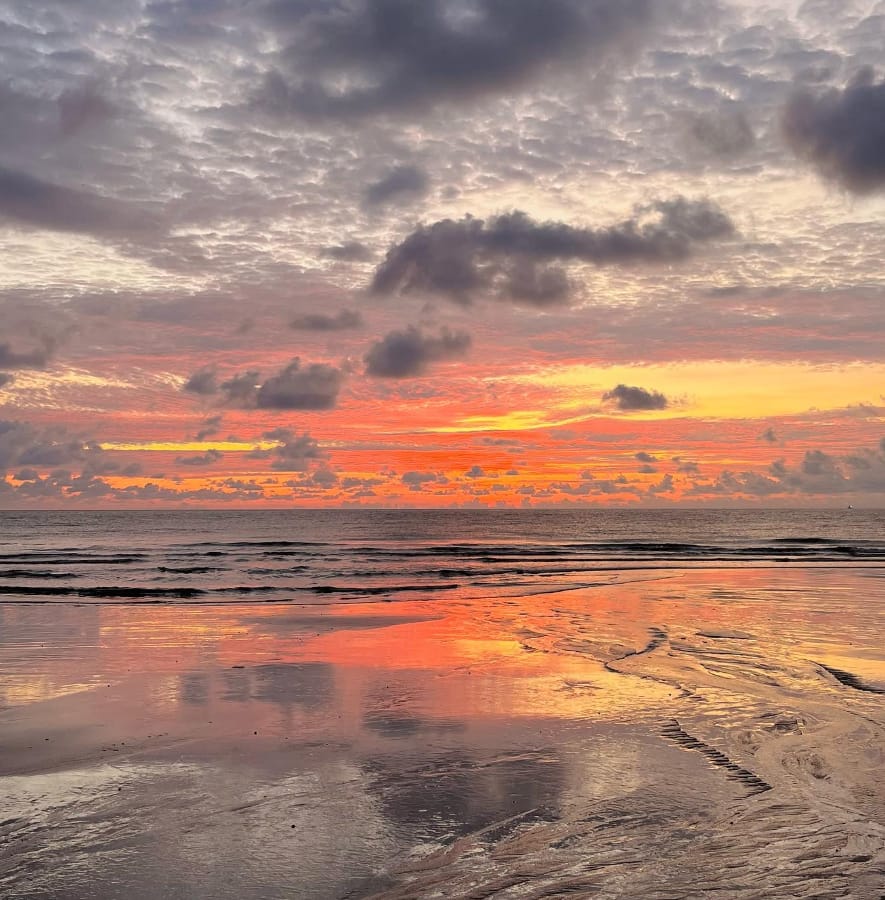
0, 0, 884, 508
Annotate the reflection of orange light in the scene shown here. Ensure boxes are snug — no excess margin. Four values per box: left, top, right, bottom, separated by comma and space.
3, 569, 881, 725
1, 675, 99, 706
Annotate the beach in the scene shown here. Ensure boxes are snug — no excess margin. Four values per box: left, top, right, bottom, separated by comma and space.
1, 511, 884, 898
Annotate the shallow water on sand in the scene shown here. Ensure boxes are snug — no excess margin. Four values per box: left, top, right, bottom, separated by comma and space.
1, 513, 884, 898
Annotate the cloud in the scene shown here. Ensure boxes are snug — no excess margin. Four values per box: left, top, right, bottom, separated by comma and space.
220, 370, 262, 405
760, 427, 778, 443
320, 242, 373, 262
10, 471, 115, 501
363, 165, 429, 207
183, 366, 219, 395
365, 326, 471, 378
371, 198, 734, 305
57, 83, 116, 137
647, 473, 674, 494
401, 470, 446, 491
258, 0, 654, 119
602, 384, 669, 411
0, 339, 54, 370
0, 420, 87, 473
175, 449, 224, 466
256, 358, 345, 409
253, 427, 325, 471
309, 466, 338, 487
0, 165, 159, 240
783, 68, 885, 193
114, 482, 269, 503
687, 109, 755, 157
80, 451, 142, 479
290, 308, 363, 330
689, 439, 885, 498
635, 451, 657, 462
195, 414, 223, 441
184, 359, 345, 409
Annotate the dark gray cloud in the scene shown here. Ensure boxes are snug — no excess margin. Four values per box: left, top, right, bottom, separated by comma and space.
175, 449, 224, 466
635, 451, 657, 462
10, 471, 115, 501
183, 366, 219, 395
783, 68, 885, 193
195, 415, 223, 441
0, 420, 87, 473
363, 165, 430, 207
0, 340, 54, 370
185, 360, 345, 409
320, 242, 373, 261
80, 450, 142, 478
647, 473, 674, 494
506, 259, 572, 306
308, 466, 338, 487
113, 481, 271, 503
760, 427, 778, 443
0, 165, 159, 240
401, 470, 447, 491
689, 439, 885, 497
365, 326, 471, 378
258, 0, 654, 119
602, 384, 669, 411
252, 427, 325, 471
371, 198, 734, 305
256, 358, 345, 409
220, 370, 262, 405
289, 308, 363, 330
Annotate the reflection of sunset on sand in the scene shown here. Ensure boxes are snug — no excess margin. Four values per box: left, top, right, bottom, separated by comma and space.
2, 560, 883, 898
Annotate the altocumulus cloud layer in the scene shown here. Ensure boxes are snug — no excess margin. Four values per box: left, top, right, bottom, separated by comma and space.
1, 0, 885, 506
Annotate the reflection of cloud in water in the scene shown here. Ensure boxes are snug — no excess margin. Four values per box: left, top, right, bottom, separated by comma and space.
220, 663, 334, 709
363, 712, 466, 739
178, 672, 209, 705
366, 751, 565, 837
221, 668, 251, 702
242, 613, 439, 637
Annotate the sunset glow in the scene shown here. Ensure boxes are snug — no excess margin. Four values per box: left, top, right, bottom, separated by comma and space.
1, 0, 884, 507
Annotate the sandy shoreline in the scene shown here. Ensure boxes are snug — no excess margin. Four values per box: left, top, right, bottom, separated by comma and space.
1, 567, 884, 898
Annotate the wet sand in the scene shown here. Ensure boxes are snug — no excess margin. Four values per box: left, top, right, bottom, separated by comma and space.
1, 567, 884, 898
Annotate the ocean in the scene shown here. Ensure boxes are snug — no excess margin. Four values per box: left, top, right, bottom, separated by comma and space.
0, 507, 883, 606
1, 509, 883, 898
